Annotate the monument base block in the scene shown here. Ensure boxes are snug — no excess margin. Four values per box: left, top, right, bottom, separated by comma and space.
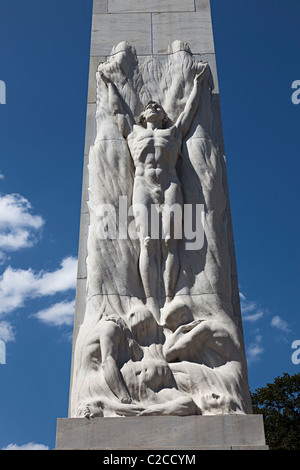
55, 415, 268, 450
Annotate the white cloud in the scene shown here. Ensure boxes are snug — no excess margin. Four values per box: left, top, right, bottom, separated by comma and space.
243, 311, 264, 322
240, 292, 265, 322
2, 442, 49, 450
0, 321, 15, 342
247, 334, 264, 364
33, 299, 75, 326
239, 292, 246, 301
0, 193, 43, 230
0, 256, 77, 316
0, 193, 44, 257
0, 230, 35, 251
34, 257, 78, 296
240, 297, 256, 313
0, 172, 4, 180
271, 315, 291, 333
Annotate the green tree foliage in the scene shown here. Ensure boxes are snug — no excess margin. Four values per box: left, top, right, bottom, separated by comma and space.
251, 372, 300, 450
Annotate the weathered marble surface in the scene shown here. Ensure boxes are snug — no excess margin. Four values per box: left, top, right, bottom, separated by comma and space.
56, 415, 268, 450
107, 0, 196, 13
70, 41, 252, 420
90, 1, 214, 57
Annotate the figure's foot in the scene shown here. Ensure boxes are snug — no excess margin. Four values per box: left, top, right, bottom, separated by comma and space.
83, 405, 94, 419
77, 401, 104, 419
120, 396, 132, 404
77, 403, 94, 419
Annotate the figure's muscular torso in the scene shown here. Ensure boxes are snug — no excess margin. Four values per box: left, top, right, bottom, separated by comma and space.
127, 125, 181, 189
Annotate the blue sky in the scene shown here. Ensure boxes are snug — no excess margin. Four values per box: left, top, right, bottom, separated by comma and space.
0, 0, 299, 451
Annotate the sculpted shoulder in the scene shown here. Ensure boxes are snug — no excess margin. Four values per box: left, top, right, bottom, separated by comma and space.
128, 124, 152, 140
128, 124, 178, 140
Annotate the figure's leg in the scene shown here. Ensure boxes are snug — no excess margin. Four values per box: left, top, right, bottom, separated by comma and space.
161, 182, 183, 302
138, 235, 161, 320
138, 395, 199, 416
163, 236, 179, 302
102, 355, 132, 403
77, 398, 145, 418
138, 235, 155, 297
132, 180, 161, 319
99, 320, 132, 403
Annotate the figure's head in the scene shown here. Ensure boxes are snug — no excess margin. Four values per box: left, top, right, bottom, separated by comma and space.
162, 301, 193, 332
139, 101, 169, 128
127, 306, 160, 346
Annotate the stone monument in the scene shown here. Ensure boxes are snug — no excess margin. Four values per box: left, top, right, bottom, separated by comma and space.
56, 0, 268, 450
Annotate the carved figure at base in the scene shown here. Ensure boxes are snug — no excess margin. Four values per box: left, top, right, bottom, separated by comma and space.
76, 306, 199, 418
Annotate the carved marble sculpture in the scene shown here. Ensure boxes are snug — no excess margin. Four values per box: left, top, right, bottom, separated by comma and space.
70, 41, 252, 418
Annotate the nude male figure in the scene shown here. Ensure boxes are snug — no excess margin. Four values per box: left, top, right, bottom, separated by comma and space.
100, 64, 208, 318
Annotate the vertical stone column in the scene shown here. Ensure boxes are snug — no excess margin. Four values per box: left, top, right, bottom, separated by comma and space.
56, 0, 268, 450
71, 0, 230, 408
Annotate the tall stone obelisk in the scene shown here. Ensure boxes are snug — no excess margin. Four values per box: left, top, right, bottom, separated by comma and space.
56, 0, 268, 450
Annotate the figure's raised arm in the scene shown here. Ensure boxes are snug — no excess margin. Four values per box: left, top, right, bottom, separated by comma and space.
99, 70, 134, 138
176, 63, 210, 138
99, 318, 132, 404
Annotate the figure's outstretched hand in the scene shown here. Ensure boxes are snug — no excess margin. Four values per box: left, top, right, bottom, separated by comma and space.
194, 64, 209, 83
100, 71, 111, 86
115, 403, 145, 416
175, 319, 203, 335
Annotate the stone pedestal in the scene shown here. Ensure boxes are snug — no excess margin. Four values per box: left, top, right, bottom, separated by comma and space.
56, 415, 268, 450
